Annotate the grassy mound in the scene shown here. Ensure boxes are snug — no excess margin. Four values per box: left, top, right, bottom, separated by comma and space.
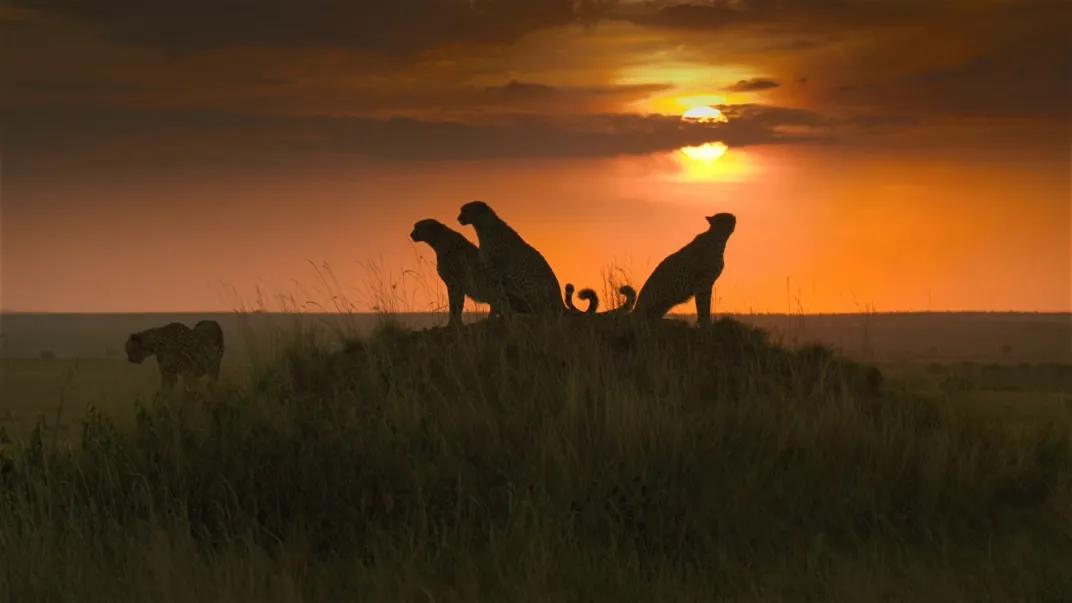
1, 317, 1069, 601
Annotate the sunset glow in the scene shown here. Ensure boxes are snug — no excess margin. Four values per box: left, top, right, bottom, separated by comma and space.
1, 2, 1068, 313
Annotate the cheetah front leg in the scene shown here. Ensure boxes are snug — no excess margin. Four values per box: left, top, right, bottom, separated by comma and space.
694, 287, 712, 327
447, 284, 466, 327
480, 260, 512, 319
490, 278, 515, 318
160, 367, 178, 390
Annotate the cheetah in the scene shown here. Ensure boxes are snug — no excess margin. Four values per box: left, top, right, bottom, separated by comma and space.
126, 320, 224, 388
632, 213, 736, 325
457, 200, 596, 316
410, 218, 504, 325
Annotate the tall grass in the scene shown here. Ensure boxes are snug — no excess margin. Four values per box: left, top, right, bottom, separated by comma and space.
1, 317, 1069, 601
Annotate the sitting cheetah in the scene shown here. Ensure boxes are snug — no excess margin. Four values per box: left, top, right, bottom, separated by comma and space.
410, 218, 504, 325
126, 320, 224, 388
457, 200, 596, 316
632, 213, 736, 325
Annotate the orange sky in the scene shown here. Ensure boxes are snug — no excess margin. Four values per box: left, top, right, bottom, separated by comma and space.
2, 0, 1069, 313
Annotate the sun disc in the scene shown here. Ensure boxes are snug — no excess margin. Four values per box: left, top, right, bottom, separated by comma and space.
680, 142, 728, 162
681, 106, 728, 124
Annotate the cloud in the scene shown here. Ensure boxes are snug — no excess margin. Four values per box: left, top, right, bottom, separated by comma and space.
484, 80, 559, 100
8, 77, 148, 95
1, 103, 831, 176
636, 1, 1071, 121
724, 78, 779, 92
904, 38, 1071, 119
640, 3, 756, 30
7, 0, 613, 54
632, 0, 942, 30
821, 12, 1071, 120
479, 80, 672, 110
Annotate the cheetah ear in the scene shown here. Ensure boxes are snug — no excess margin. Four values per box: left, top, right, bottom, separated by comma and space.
705, 215, 718, 225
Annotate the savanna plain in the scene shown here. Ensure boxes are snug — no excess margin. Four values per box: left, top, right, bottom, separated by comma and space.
1, 310, 1070, 601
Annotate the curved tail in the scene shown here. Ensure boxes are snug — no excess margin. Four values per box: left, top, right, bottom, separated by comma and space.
566, 284, 636, 316
564, 283, 599, 314
605, 285, 637, 315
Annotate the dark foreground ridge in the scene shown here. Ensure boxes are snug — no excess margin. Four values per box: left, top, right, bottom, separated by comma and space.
312, 316, 883, 403
1, 318, 1069, 600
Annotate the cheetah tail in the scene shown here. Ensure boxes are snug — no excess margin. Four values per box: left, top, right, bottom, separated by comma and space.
605, 285, 637, 315
564, 283, 599, 314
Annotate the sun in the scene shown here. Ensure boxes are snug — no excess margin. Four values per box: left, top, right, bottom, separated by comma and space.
674, 104, 741, 181
680, 142, 728, 162
681, 106, 728, 124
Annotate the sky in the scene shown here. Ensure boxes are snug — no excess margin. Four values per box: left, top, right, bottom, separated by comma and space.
1, 0, 1069, 313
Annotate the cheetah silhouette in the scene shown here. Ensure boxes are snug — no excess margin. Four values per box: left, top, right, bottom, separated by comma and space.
126, 320, 224, 388
410, 218, 505, 325
632, 213, 736, 325
457, 200, 596, 316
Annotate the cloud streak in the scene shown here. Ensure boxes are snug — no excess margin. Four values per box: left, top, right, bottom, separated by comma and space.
2, 103, 832, 175
7, 0, 611, 54
724, 78, 780, 92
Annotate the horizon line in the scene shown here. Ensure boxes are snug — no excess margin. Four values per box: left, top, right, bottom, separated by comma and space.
2, 310, 1070, 317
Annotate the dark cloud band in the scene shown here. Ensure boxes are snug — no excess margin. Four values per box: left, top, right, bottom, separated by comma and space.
1, 103, 830, 173
8, 0, 610, 53
724, 78, 780, 92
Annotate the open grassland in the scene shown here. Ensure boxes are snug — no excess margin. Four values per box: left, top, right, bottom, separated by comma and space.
1, 317, 1070, 601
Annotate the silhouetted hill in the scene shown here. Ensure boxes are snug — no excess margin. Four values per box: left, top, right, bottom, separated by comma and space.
3, 311, 1068, 364
1, 316, 1068, 599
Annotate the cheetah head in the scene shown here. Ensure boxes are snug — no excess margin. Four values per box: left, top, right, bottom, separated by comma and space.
410, 219, 445, 244
706, 213, 736, 236
458, 200, 495, 226
125, 333, 151, 364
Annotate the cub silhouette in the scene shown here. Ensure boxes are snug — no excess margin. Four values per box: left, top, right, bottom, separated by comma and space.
410, 218, 502, 325
457, 200, 596, 316
126, 320, 224, 388
633, 213, 736, 325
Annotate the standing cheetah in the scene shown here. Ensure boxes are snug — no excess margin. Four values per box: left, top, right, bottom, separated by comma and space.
126, 320, 224, 388
457, 200, 596, 316
632, 213, 736, 325
410, 218, 503, 325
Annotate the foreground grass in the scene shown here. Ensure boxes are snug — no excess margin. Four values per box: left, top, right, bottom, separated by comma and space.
1, 317, 1069, 601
